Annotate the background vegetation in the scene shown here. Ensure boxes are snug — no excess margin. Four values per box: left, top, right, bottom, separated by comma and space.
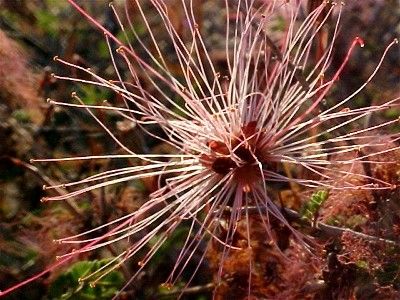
0, 1, 399, 299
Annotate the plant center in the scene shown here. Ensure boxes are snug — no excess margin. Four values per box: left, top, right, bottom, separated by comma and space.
201, 121, 268, 192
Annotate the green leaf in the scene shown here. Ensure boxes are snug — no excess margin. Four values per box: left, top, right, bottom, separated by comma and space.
49, 259, 124, 300
300, 190, 329, 222
12, 109, 31, 123
34, 10, 59, 37
78, 85, 109, 105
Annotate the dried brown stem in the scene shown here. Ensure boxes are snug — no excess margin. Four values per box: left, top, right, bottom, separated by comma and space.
244, 205, 400, 247
158, 282, 214, 298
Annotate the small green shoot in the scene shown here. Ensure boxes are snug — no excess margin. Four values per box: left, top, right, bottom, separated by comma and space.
300, 190, 329, 224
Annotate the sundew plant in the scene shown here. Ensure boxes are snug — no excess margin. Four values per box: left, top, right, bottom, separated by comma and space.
1, 0, 399, 299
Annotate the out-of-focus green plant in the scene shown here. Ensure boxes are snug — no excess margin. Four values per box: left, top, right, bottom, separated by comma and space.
34, 9, 59, 37
78, 85, 110, 105
300, 190, 329, 222
48, 259, 124, 300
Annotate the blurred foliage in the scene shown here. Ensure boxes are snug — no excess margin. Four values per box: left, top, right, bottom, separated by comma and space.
300, 190, 329, 222
0, 0, 399, 299
48, 260, 124, 300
